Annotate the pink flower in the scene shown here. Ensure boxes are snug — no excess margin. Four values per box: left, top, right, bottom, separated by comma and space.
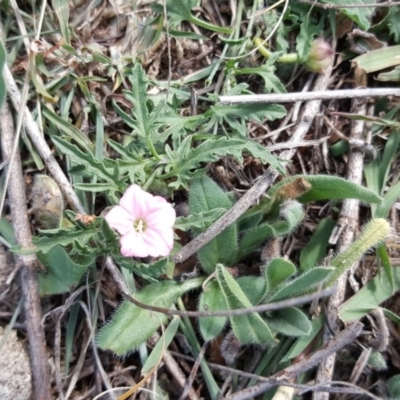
105, 185, 176, 258
305, 38, 334, 73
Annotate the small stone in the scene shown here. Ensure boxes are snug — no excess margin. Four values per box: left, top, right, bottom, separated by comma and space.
0, 326, 32, 400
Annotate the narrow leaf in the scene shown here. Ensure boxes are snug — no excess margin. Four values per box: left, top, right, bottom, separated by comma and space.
339, 266, 400, 322
141, 316, 180, 375
268, 267, 333, 302
198, 281, 228, 341
300, 218, 336, 271
216, 265, 276, 345
42, 105, 93, 151
268, 175, 382, 204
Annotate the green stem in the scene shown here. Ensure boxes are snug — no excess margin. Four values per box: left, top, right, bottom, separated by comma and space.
188, 15, 232, 35
146, 137, 161, 160
254, 37, 300, 64
234, 0, 245, 40
143, 166, 162, 192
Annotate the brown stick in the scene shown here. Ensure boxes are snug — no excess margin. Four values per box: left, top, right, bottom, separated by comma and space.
313, 71, 368, 400
1, 100, 52, 400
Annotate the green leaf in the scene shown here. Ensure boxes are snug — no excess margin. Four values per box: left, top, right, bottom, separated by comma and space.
216, 265, 276, 345
237, 222, 275, 260
153, 0, 232, 34
268, 267, 333, 302
377, 245, 393, 292
382, 308, 400, 324
51, 136, 120, 191
166, 136, 248, 189
265, 258, 297, 290
0, 39, 6, 110
268, 175, 382, 204
122, 64, 153, 138
189, 176, 237, 273
13, 226, 98, 255
321, 0, 374, 30
174, 209, 226, 231
339, 266, 400, 322
237, 276, 267, 306
353, 45, 400, 73
234, 66, 286, 94
96, 278, 204, 356
73, 182, 117, 193
198, 281, 228, 341
42, 104, 93, 152
239, 137, 285, 175
377, 66, 400, 82
326, 218, 390, 287
38, 245, 93, 295
299, 218, 336, 271
210, 102, 287, 134
296, 17, 325, 61
388, 375, 400, 398
386, 7, 400, 41
275, 200, 304, 230
142, 316, 180, 375
113, 255, 168, 282
281, 315, 323, 363
267, 307, 311, 337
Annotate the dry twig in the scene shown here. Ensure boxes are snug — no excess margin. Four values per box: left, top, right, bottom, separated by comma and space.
218, 88, 400, 104
1, 100, 52, 400
313, 73, 368, 400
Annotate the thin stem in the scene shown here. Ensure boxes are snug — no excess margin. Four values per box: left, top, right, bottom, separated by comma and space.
254, 38, 300, 63
189, 15, 232, 34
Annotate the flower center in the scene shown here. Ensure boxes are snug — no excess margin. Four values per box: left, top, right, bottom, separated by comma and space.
133, 219, 146, 234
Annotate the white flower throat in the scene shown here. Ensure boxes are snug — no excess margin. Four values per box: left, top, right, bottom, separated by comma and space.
134, 219, 146, 234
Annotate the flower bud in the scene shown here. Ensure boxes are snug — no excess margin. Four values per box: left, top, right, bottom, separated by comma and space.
305, 38, 334, 73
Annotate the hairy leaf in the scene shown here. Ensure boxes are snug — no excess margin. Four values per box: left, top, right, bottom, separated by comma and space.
265, 258, 297, 290
199, 281, 228, 341
216, 265, 276, 345
268, 267, 333, 302
299, 218, 336, 271
268, 175, 382, 204
326, 218, 390, 286
189, 176, 237, 272
96, 278, 204, 356
267, 307, 311, 337
38, 245, 93, 295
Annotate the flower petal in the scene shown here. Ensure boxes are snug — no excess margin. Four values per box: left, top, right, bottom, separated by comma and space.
119, 184, 154, 219
105, 206, 134, 235
120, 230, 150, 258
142, 227, 174, 257
145, 204, 176, 228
